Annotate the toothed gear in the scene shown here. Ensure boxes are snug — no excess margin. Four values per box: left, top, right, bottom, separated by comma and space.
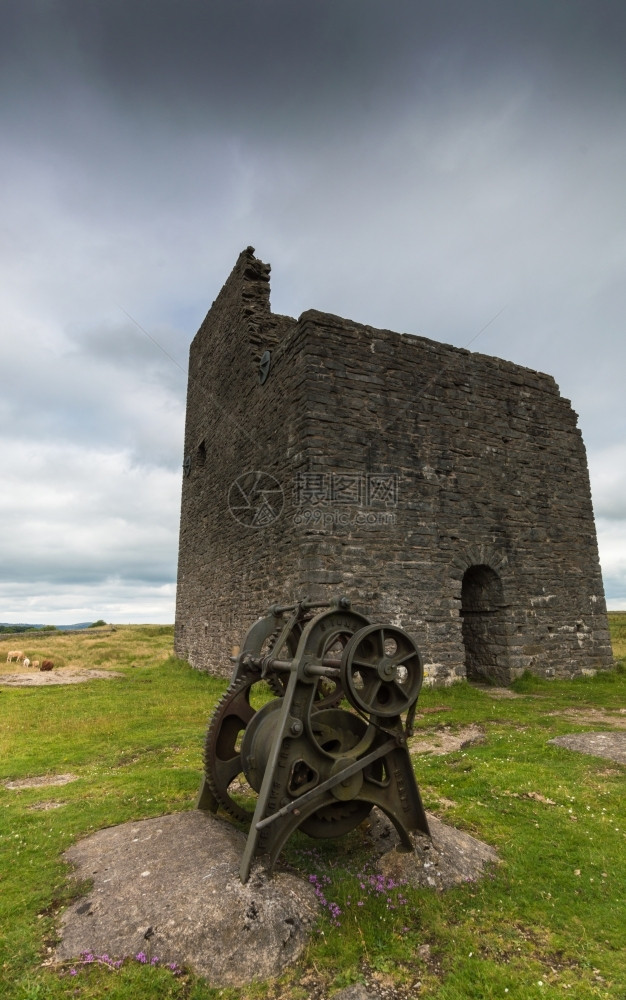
203, 611, 347, 822
262, 619, 304, 697
200, 601, 428, 880
203, 675, 260, 823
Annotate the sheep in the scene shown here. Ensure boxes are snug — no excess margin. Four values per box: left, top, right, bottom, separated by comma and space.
6, 650, 24, 663
22, 657, 31, 669
31, 660, 40, 670
40, 660, 54, 671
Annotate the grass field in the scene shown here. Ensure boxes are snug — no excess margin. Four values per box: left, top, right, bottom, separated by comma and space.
1, 616, 625, 1000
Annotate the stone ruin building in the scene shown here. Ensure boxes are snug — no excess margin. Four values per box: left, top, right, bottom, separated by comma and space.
175, 247, 613, 685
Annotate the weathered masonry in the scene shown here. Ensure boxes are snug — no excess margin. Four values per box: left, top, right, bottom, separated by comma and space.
175, 247, 613, 685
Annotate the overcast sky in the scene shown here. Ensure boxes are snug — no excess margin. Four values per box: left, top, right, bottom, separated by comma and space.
1, 0, 625, 624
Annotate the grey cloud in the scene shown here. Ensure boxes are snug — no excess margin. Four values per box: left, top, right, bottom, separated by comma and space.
0, 441, 180, 589
588, 448, 626, 522
1, 338, 185, 469
0, 580, 177, 626
65, 319, 189, 397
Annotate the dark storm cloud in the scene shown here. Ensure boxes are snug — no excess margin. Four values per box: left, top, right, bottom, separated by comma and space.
3, 1, 626, 141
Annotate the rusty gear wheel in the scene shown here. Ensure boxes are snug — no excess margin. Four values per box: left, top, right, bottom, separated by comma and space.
203, 675, 260, 823
341, 624, 423, 717
262, 617, 346, 709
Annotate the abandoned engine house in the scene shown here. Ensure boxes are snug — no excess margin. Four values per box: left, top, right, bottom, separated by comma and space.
175, 247, 613, 685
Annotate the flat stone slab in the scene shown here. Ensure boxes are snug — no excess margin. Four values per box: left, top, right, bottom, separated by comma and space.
550, 708, 626, 729
56, 811, 318, 987
549, 732, 626, 764
56, 808, 499, 986
332, 986, 377, 1000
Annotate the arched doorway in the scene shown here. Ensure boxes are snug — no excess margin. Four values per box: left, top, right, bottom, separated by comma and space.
461, 564, 510, 684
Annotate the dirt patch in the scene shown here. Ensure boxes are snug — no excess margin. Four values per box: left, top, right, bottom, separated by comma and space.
472, 685, 525, 699
28, 801, 66, 811
4, 773, 78, 790
430, 795, 458, 809
549, 732, 626, 764
409, 724, 485, 756
0, 668, 121, 686
549, 707, 626, 729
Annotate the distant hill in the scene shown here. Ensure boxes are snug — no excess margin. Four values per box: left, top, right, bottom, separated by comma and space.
52, 622, 95, 631
0, 622, 95, 632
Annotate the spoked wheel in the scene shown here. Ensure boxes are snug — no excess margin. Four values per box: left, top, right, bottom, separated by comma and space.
297, 607, 372, 709
340, 624, 423, 717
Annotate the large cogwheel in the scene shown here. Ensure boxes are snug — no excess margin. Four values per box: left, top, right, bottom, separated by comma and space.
203, 675, 261, 823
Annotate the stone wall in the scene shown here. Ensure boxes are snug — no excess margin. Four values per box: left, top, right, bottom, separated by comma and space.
175, 249, 613, 683
175, 248, 305, 675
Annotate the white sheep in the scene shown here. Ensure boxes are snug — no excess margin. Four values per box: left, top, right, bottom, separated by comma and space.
23, 657, 31, 669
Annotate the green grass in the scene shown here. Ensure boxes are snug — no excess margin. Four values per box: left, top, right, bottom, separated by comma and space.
1, 620, 625, 999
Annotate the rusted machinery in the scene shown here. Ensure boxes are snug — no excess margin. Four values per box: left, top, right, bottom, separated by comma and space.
197, 597, 430, 882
